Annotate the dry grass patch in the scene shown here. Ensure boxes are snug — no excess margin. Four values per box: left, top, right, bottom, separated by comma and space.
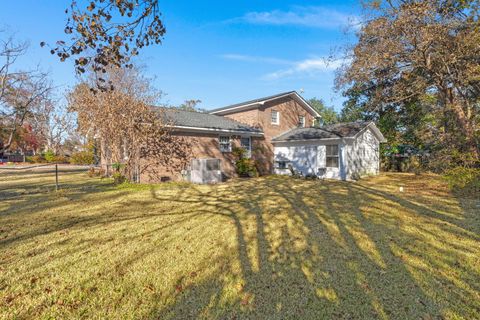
0, 170, 479, 319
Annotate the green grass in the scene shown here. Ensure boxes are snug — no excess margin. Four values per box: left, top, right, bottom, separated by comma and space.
0, 169, 479, 319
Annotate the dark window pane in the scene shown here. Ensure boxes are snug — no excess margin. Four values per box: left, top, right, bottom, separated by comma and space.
206, 159, 220, 171
326, 145, 339, 156
326, 157, 339, 168
276, 161, 287, 169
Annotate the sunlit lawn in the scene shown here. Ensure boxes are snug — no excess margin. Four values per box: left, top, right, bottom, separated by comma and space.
0, 168, 479, 319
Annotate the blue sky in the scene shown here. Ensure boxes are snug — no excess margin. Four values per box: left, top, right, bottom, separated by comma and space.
0, 1, 360, 111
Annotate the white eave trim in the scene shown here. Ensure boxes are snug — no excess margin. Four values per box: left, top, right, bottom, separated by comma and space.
353, 122, 387, 143
272, 137, 350, 144
210, 92, 321, 118
167, 125, 264, 136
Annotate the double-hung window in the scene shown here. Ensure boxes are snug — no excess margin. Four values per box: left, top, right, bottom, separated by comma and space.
271, 110, 279, 125
219, 136, 231, 153
240, 137, 251, 158
326, 145, 339, 168
299, 115, 305, 127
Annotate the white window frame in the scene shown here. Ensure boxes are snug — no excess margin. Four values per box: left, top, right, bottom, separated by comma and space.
240, 136, 251, 158
271, 110, 280, 125
299, 115, 305, 127
326, 145, 339, 168
219, 136, 232, 153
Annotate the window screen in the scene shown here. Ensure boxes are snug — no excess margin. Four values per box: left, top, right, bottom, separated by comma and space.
326, 145, 339, 168
271, 110, 279, 124
219, 136, 231, 152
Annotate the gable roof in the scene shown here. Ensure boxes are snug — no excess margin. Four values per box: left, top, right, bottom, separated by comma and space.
271, 121, 386, 142
209, 91, 320, 117
158, 108, 263, 135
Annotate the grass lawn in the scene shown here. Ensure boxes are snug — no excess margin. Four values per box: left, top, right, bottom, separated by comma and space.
0, 168, 479, 319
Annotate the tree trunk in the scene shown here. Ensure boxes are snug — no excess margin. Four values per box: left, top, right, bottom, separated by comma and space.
0, 130, 15, 154
447, 89, 479, 161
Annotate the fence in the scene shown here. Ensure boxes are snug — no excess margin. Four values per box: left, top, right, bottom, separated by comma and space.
0, 163, 94, 199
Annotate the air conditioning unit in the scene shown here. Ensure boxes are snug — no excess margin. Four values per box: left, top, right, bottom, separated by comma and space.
187, 158, 222, 184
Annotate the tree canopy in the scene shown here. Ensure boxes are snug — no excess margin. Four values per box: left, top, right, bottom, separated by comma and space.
337, 0, 480, 166
44, 0, 166, 89
308, 98, 338, 125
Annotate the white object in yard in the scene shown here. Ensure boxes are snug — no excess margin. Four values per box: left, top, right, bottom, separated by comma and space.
188, 158, 222, 184
399, 186, 404, 192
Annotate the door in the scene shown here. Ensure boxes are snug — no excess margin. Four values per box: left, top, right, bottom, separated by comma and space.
240, 137, 251, 158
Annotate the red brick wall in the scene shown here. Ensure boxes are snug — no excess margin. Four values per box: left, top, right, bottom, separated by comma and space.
139, 132, 262, 182
223, 97, 315, 173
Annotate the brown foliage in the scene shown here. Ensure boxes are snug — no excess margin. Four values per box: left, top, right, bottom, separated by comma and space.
45, 0, 166, 89
337, 0, 480, 160
68, 66, 194, 181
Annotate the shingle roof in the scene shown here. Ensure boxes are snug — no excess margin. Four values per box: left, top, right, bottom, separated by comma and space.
158, 108, 262, 133
272, 121, 373, 142
209, 91, 296, 113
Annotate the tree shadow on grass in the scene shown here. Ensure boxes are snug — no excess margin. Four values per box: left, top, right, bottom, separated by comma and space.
144, 175, 479, 319
2, 173, 478, 319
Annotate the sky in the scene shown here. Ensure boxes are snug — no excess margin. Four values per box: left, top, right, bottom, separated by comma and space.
0, 1, 360, 111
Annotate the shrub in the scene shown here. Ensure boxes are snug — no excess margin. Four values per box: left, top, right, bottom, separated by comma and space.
44, 150, 56, 163
235, 158, 258, 177
112, 172, 126, 184
53, 155, 68, 163
70, 151, 95, 165
27, 155, 46, 163
443, 167, 480, 196
233, 147, 258, 177
111, 162, 125, 172
87, 167, 106, 177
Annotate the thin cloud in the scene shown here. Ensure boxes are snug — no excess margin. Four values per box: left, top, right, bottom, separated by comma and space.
220, 53, 347, 80
235, 6, 360, 30
263, 57, 347, 80
220, 54, 291, 65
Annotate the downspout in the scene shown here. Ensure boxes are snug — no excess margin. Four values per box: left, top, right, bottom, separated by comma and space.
340, 139, 347, 181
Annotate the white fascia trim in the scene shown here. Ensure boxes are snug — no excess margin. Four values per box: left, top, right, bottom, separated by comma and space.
352, 122, 387, 143
210, 92, 320, 117
291, 92, 321, 117
272, 137, 351, 144
209, 102, 264, 115
168, 125, 264, 136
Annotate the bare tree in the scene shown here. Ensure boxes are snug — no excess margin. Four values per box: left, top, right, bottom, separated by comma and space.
31, 98, 75, 154
1, 70, 53, 154
68, 66, 194, 181
0, 32, 28, 102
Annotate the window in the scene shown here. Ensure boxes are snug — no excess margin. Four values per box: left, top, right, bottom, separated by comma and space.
326, 145, 339, 168
219, 136, 231, 152
206, 159, 220, 171
275, 161, 288, 169
299, 115, 305, 127
271, 110, 279, 125
240, 137, 251, 158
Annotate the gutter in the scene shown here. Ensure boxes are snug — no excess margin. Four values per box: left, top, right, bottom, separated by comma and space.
167, 125, 264, 137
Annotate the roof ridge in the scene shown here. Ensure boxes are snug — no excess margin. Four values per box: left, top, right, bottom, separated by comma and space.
209, 91, 298, 113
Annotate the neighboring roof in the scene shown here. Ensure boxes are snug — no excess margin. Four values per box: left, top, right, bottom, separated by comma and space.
209, 91, 321, 117
158, 108, 263, 135
272, 121, 386, 142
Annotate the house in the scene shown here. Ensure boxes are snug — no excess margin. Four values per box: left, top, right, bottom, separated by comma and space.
134, 91, 385, 182
272, 121, 387, 180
